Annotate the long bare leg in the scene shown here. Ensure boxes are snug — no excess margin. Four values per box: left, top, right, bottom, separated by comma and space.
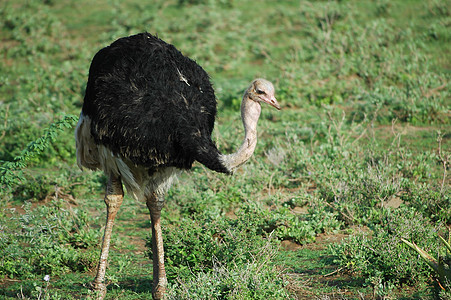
146, 193, 167, 300
92, 175, 124, 299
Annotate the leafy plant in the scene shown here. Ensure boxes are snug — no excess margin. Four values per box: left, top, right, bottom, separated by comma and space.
0, 115, 78, 193
330, 207, 444, 297
149, 205, 275, 280
167, 246, 290, 299
147, 204, 291, 298
0, 200, 99, 279
402, 233, 451, 292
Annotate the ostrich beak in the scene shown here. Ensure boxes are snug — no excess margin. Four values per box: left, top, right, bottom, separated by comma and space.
260, 95, 281, 110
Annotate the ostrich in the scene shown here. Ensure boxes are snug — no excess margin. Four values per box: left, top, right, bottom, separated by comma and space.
75, 32, 280, 300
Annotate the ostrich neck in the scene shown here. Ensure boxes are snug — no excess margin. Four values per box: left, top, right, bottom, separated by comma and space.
221, 94, 261, 172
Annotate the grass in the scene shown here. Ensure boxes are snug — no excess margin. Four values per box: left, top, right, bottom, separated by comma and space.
0, 0, 450, 299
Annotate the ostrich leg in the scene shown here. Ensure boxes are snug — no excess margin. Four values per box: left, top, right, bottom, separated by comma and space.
92, 175, 124, 299
146, 193, 167, 300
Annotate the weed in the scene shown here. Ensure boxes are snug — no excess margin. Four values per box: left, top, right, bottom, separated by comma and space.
0, 200, 99, 279
0, 115, 78, 194
402, 232, 451, 294
330, 207, 445, 297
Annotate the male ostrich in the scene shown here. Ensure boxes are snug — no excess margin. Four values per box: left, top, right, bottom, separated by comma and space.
75, 32, 280, 300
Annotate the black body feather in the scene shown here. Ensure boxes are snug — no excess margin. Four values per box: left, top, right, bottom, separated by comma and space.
82, 33, 230, 174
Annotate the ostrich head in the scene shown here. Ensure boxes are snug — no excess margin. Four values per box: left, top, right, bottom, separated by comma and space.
246, 78, 280, 110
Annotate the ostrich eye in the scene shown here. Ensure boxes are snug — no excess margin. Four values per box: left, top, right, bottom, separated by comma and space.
256, 89, 265, 95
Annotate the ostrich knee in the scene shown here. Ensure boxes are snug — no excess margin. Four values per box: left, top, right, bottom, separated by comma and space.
146, 195, 167, 300
92, 176, 124, 299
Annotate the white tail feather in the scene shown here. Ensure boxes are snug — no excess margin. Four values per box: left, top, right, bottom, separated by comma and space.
75, 113, 178, 201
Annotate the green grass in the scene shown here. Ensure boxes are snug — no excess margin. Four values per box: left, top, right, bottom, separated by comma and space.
0, 0, 450, 299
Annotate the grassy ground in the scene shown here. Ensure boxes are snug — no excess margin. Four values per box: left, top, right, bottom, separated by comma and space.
0, 0, 450, 299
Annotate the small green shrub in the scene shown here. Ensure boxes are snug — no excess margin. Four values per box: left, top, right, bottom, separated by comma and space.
0, 200, 99, 279
261, 201, 342, 244
0, 114, 78, 194
168, 252, 290, 299
313, 153, 402, 225
149, 205, 275, 280
401, 182, 451, 223
427, 0, 450, 17
402, 233, 451, 293
330, 207, 444, 295
148, 204, 291, 298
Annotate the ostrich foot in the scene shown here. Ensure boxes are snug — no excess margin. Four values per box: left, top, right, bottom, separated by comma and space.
152, 283, 167, 300
91, 282, 107, 300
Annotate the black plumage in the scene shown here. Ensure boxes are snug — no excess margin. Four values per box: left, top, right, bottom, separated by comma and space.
82, 32, 229, 174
